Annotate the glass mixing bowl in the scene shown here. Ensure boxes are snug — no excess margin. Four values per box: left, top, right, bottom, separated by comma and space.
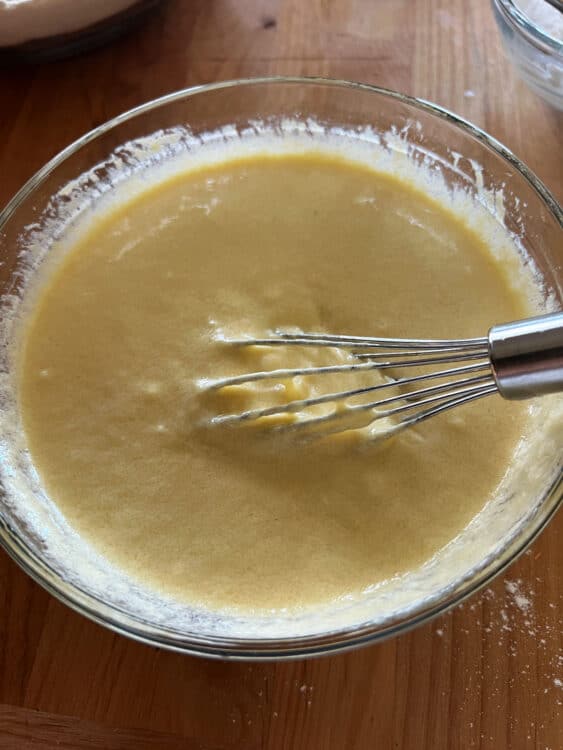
0, 78, 561, 659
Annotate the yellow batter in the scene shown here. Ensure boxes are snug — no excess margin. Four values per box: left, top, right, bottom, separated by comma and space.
18, 151, 533, 613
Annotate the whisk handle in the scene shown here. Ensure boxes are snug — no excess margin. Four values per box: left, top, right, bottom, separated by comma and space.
489, 312, 563, 399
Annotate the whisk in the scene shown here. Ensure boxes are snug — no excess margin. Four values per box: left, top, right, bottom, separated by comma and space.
205, 312, 563, 440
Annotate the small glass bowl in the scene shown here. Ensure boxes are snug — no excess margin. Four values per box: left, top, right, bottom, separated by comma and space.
0, 78, 561, 659
493, 0, 563, 109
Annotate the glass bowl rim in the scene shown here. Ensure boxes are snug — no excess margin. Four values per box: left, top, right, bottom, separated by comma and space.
493, 0, 563, 57
0, 76, 561, 660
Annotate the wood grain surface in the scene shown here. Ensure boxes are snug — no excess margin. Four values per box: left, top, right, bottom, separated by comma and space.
0, 1, 561, 748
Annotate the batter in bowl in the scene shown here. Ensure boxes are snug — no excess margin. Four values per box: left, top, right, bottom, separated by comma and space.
17, 145, 538, 613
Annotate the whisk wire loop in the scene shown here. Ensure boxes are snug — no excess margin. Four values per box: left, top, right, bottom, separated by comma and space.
205, 330, 500, 438
203, 313, 563, 439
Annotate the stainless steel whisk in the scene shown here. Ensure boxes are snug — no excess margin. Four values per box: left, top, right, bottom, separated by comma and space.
206, 313, 563, 440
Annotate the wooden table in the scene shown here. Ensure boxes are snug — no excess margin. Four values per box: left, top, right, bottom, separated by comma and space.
0, 1, 561, 748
